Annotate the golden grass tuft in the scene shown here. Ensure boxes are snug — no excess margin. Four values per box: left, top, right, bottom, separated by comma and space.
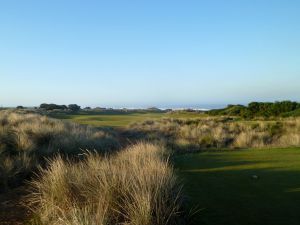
27, 143, 184, 225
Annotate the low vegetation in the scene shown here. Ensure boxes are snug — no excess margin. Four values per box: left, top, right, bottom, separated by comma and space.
0, 110, 189, 225
27, 143, 185, 225
39, 103, 81, 111
208, 101, 300, 118
128, 117, 300, 151
0, 110, 119, 191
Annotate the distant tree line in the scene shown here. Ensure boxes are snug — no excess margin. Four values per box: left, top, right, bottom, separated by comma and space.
208, 101, 300, 118
38, 104, 168, 113
40, 103, 81, 111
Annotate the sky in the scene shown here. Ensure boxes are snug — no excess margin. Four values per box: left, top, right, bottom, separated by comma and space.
0, 0, 300, 108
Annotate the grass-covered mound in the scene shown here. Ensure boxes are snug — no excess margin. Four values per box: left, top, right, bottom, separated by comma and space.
208, 101, 300, 118
0, 110, 119, 190
128, 117, 300, 151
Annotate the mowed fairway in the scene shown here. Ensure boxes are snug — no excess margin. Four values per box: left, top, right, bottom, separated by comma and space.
174, 148, 300, 225
50, 111, 206, 127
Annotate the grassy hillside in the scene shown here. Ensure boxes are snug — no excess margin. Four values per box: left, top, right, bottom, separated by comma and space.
0, 110, 119, 191
174, 148, 300, 225
0, 111, 189, 225
128, 117, 300, 150
208, 101, 300, 118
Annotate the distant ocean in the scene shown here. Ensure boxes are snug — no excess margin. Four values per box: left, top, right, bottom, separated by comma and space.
105, 104, 227, 111
161, 104, 226, 110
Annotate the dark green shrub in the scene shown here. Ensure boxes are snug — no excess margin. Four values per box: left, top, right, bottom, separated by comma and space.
199, 135, 216, 148
40, 103, 68, 111
208, 101, 300, 118
267, 122, 283, 137
68, 104, 81, 111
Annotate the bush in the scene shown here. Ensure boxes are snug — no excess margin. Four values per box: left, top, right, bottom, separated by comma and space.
199, 135, 216, 147
40, 103, 68, 111
27, 143, 185, 225
208, 101, 300, 118
68, 104, 81, 111
267, 122, 283, 137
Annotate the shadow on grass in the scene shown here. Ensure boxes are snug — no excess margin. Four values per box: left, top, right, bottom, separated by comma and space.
174, 154, 300, 225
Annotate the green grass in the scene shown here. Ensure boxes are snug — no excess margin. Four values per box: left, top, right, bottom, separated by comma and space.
282, 108, 300, 117
50, 111, 206, 128
174, 148, 300, 225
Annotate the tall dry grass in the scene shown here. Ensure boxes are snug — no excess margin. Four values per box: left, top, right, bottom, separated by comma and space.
27, 143, 185, 225
128, 117, 300, 151
0, 110, 119, 190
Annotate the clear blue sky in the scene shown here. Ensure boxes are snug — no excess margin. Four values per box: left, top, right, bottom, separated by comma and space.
1, 0, 300, 108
